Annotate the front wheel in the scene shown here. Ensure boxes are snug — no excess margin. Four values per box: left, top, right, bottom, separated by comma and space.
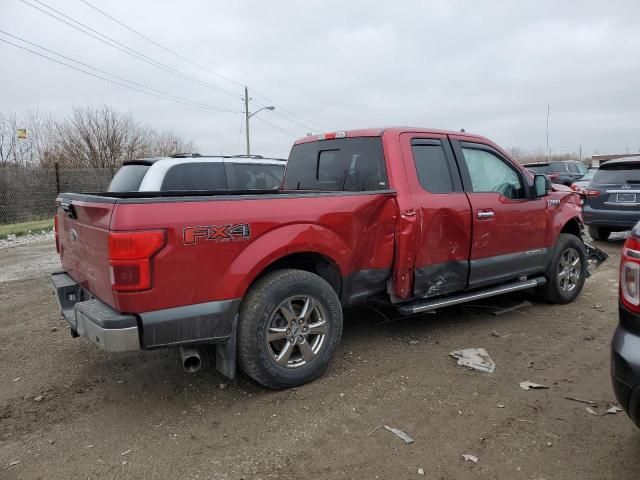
537, 233, 587, 304
237, 269, 343, 389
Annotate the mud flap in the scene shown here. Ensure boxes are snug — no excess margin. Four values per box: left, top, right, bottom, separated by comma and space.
584, 242, 609, 277
215, 315, 237, 379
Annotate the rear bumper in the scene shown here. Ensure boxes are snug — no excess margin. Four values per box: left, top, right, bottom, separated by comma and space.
611, 305, 640, 427
50, 271, 240, 352
584, 204, 640, 229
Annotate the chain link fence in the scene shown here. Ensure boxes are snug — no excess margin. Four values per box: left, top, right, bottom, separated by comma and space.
0, 164, 115, 225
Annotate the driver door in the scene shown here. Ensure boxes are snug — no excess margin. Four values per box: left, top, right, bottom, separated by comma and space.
451, 140, 548, 289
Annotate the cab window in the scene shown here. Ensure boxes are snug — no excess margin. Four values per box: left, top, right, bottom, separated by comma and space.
461, 147, 526, 199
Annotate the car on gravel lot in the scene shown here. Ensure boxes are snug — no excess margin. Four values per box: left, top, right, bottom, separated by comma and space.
108, 154, 286, 192
582, 158, 640, 240
612, 221, 640, 427
51, 127, 588, 389
524, 160, 589, 186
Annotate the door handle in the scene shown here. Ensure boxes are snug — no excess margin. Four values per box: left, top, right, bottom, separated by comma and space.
477, 210, 495, 219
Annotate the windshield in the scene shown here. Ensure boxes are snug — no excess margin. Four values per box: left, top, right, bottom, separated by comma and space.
593, 163, 640, 184
108, 164, 150, 192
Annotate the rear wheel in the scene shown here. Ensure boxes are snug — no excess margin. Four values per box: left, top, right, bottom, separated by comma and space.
237, 269, 343, 389
538, 233, 587, 304
588, 226, 611, 241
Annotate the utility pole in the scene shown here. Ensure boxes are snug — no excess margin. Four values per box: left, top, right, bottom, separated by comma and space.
244, 86, 250, 155
546, 105, 550, 159
579, 145, 582, 162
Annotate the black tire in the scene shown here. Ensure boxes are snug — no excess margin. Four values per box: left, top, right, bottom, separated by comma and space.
237, 269, 343, 389
588, 225, 611, 241
537, 233, 587, 304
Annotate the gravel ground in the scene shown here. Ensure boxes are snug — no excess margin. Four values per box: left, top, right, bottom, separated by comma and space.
1, 234, 638, 479
0, 231, 55, 250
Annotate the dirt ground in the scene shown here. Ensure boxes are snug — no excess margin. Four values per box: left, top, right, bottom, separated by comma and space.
1, 234, 638, 479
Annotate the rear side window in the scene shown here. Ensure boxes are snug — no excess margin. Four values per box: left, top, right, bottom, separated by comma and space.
576, 162, 588, 174
161, 162, 227, 190
230, 163, 284, 190
284, 138, 388, 191
108, 164, 150, 192
594, 163, 640, 184
550, 162, 569, 172
412, 143, 454, 193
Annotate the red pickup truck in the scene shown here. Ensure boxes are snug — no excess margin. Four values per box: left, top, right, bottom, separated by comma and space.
52, 127, 586, 388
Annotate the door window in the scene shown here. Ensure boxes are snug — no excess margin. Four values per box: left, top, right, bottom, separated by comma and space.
412, 143, 454, 193
461, 148, 525, 199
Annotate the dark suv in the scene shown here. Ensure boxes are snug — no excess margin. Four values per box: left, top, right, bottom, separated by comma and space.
612, 222, 640, 427
583, 158, 640, 240
524, 160, 588, 186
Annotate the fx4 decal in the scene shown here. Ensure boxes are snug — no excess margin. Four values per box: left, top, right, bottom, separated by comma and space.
183, 224, 251, 244
547, 199, 561, 207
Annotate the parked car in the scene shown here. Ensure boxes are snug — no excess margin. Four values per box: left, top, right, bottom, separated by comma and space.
51, 127, 586, 389
108, 154, 286, 192
583, 158, 640, 240
612, 221, 640, 427
570, 168, 597, 194
524, 160, 588, 186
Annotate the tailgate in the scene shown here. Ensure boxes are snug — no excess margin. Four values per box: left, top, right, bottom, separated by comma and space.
56, 194, 116, 308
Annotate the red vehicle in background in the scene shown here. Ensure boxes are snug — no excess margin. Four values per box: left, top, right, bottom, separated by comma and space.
52, 127, 587, 388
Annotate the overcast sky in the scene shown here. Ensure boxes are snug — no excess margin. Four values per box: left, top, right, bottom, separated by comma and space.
1, 0, 639, 158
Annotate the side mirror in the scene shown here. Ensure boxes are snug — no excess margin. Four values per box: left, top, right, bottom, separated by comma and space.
533, 174, 550, 198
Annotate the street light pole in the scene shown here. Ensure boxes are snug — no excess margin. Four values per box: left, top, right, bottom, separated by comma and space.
243, 86, 275, 155
244, 86, 250, 156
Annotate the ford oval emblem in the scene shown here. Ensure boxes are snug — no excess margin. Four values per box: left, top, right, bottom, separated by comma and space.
69, 229, 78, 242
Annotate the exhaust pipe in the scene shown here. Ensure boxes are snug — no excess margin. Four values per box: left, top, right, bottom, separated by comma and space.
180, 346, 201, 373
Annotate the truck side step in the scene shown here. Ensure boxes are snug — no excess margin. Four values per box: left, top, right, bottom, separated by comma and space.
397, 276, 546, 315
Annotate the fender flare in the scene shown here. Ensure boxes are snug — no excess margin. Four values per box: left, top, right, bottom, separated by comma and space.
222, 223, 352, 299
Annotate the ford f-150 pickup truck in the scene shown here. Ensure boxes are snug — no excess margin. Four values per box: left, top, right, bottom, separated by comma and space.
51, 127, 586, 388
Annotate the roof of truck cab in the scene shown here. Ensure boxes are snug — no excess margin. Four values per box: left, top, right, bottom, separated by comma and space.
293, 127, 492, 145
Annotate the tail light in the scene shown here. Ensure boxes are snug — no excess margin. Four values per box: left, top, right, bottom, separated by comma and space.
621, 236, 640, 312
54, 215, 60, 254
108, 230, 166, 292
584, 189, 601, 197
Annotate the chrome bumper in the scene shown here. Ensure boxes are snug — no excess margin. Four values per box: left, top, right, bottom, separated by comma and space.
50, 272, 140, 352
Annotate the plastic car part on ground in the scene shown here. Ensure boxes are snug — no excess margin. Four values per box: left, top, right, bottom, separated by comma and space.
450, 348, 496, 373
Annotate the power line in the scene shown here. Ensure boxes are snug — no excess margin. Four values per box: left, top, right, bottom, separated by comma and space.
0, 36, 236, 113
252, 115, 303, 138
20, 0, 244, 100
76, 0, 331, 132
0, 30, 237, 113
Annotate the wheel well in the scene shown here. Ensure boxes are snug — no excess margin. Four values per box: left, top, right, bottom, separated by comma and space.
253, 252, 342, 298
560, 218, 582, 238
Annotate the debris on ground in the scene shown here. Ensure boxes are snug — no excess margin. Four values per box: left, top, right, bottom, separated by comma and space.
383, 425, 414, 444
491, 330, 501, 337
519, 381, 549, 391
586, 407, 599, 416
33, 395, 43, 402
565, 396, 596, 405
8, 460, 20, 467
497, 403, 505, 408
219, 383, 228, 390
120, 449, 132, 456
450, 348, 496, 373
606, 406, 623, 414
462, 454, 478, 463
13, 376, 21, 382
417, 467, 425, 475
492, 300, 533, 316
367, 425, 382, 437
